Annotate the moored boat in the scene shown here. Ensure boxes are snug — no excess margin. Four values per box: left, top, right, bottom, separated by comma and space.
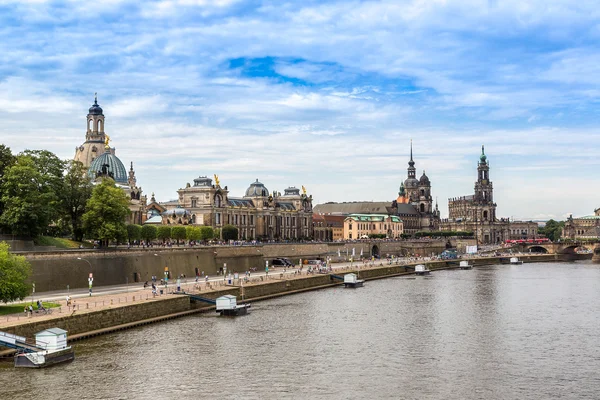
415, 264, 430, 275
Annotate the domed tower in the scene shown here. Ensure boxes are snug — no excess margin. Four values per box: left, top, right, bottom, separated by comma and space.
403, 140, 420, 204
418, 170, 432, 213
74, 94, 110, 169
397, 182, 409, 204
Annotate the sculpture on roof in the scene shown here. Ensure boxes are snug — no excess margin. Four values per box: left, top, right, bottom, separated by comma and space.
104, 134, 111, 148
302, 185, 307, 195
214, 174, 220, 187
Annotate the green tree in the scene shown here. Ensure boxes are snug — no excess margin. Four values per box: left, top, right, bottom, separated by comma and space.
539, 220, 564, 242
82, 179, 130, 247
127, 224, 142, 245
199, 226, 214, 242
141, 224, 157, 243
0, 145, 15, 228
172, 226, 187, 244
222, 224, 238, 241
59, 160, 93, 241
157, 226, 172, 243
0, 241, 31, 303
0, 156, 58, 237
186, 226, 201, 242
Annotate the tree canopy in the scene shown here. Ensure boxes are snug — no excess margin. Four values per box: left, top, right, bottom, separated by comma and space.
539, 220, 564, 242
157, 226, 172, 242
199, 226, 214, 242
0, 242, 31, 303
0, 155, 62, 238
127, 224, 142, 244
222, 224, 239, 241
172, 226, 186, 243
83, 179, 130, 246
141, 224, 157, 243
59, 160, 93, 241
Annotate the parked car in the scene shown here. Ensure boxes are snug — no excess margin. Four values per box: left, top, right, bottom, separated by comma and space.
272, 258, 294, 267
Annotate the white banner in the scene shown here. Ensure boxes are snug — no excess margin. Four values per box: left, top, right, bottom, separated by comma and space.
466, 245, 478, 254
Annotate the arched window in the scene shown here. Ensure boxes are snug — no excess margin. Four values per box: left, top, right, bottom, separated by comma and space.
214, 194, 222, 207
98, 119, 103, 132
88, 119, 92, 131
420, 189, 425, 196
483, 210, 488, 220
420, 204, 425, 212
192, 215, 196, 224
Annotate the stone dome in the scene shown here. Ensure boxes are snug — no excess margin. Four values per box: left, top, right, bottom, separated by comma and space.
245, 179, 269, 197
87, 149, 128, 184
404, 177, 419, 188
88, 97, 103, 116
419, 171, 430, 185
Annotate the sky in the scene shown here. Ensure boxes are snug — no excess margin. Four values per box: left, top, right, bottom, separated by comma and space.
0, 0, 599, 221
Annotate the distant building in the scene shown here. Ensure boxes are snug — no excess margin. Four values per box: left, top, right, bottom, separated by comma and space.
440, 146, 537, 244
161, 176, 313, 240
313, 214, 345, 241
313, 142, 440, 235
343, 214, 403, 240
562, 209, 600, 240
73, 95, 146, 225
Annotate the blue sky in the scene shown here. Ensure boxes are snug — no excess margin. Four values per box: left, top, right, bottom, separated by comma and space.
1, 0, 599, 220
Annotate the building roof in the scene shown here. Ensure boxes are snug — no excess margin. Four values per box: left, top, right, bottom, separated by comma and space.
144, 215, 163, 224
228, 198, 254, 207
88, 96, 103, 116
245, 179, 269, 197
577, 215, 600, 220
36, 328, 67, 336
345, 214, 402, 223
277, 202, 296, 211
87, 148, 128, 184
314, 201, 419, 216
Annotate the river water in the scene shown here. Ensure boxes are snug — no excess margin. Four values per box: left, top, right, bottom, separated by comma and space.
2, 261, 600, 400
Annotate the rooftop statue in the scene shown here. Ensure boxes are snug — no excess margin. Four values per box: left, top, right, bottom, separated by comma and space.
104, 134, 111, 149
214, 174, 220, 187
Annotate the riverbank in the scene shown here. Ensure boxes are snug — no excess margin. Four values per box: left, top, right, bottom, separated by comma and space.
0, 253, 587, 355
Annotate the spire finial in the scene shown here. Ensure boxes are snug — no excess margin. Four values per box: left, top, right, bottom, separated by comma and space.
130, 161, 134, 171
410, 139, 413, 162
94, 92, 98, 105
482, 144, 485, 155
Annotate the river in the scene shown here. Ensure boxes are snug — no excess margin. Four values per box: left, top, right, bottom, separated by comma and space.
1, 261, 600, 399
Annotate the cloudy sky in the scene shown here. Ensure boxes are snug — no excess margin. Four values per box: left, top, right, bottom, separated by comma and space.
1, 0, 598, 220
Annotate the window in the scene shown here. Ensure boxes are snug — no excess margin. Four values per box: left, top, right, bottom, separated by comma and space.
250, 215, 254, 225
242, 215, 246, 225
216, 213, 221, 224
349, 224, 353, 230
191, 199, 197, 208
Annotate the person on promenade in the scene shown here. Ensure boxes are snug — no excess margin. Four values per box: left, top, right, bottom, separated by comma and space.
66, 295, 71, 307
71, 300, 76, 314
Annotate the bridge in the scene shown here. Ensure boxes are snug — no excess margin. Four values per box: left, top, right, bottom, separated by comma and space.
518, 242, 597, 255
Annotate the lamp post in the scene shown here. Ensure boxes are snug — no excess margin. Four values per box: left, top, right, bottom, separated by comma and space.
77, 257, 93, 296
154, 253, 168, 293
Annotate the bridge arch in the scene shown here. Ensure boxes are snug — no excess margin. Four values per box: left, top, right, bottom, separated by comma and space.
528, 245, 548, 254
558, 245, 578, 255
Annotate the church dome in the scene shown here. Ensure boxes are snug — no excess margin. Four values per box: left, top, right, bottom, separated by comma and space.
88, 95, 103, 116
404, 177, 419, 188
87, 149, 128, 184
419, 171, 430, 185
245, 179, 269, 197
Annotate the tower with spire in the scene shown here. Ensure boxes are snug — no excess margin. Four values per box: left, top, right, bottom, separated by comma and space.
404, 140, 420, 204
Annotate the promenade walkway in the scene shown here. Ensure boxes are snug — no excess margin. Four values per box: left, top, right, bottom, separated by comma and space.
0, 252, 530, 329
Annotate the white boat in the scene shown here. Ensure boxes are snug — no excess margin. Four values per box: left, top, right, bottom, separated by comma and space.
216, 295, 251, 316
510, 257, 523, 265
415, 264, 430, 275
459, 260, 473, 270
343, 273, 364, 288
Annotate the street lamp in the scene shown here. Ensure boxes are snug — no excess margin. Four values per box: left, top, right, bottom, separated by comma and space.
154, 253, 168, 293
77, 257, 93, 296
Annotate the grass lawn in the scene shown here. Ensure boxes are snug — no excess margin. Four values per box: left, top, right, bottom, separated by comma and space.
0, 302, 61, 316
34, 236, 93, 249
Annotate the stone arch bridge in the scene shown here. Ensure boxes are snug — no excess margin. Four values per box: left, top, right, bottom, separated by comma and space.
518, 242, 597, 255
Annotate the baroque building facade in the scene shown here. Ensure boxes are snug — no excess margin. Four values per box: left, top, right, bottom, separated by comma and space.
161, 176, 313, 240
562, 209, 600, 240
440, 146, 537, 244
73, 95, 147, 225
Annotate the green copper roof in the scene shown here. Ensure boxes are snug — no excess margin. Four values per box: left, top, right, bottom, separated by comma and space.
88, 149, 128, 184
480, 145, 487, 162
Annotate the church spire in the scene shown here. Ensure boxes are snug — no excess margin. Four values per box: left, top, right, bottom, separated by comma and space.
408, 139, 415, 167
